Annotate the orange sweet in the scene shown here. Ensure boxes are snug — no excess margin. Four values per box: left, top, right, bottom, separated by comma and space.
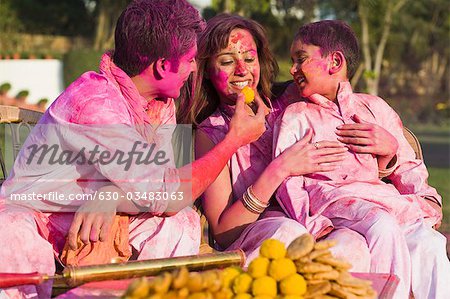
241, 86, 255, 104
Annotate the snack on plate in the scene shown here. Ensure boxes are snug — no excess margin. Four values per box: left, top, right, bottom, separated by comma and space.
122, 234, 376, 298
291, 236, 377, 299
286, 233, 314, 260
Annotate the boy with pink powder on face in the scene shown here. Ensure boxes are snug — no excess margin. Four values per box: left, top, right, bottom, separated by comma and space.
274, 20, 450, 298
0, 1, 267, 298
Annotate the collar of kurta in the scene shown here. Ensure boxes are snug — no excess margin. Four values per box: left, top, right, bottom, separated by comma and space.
307, 81, 356, 122
99, 51, 151, 125
307, 81, 353, 108
99, 52, 176, 139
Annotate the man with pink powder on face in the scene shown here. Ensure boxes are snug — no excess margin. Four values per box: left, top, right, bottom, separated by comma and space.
0, 1, 267, 298
274, 20, 450, 298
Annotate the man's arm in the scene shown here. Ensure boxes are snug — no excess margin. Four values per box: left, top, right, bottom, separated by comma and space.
67, 95, 266, 248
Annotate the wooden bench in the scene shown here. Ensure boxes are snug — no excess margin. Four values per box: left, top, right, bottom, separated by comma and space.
0, 105, 43, 183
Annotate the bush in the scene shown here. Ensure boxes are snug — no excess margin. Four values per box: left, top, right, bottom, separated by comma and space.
37, 98, 49, 105
0, 82, 12, 94
15, 90, 29, 98
63, 49, 104, 87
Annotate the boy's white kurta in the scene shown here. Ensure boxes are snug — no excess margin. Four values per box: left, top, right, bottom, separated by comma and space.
198, 93, 371, 270
274, 81, 449, 298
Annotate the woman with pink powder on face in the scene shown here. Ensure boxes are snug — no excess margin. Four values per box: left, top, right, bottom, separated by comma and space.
178, 13, 381, 269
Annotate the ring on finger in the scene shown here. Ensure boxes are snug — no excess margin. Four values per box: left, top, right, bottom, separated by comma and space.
314, 142, 320, 150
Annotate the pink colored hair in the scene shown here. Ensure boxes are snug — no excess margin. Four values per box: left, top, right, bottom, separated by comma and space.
113, 0, 205, 77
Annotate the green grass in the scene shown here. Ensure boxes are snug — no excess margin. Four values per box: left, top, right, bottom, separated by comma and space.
407, 124, 450, 144
428, 167, 450, 231
411, 123, 450, 231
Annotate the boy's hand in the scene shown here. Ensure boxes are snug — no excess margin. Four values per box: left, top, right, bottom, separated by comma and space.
279, 130, 348, 176
227, 94, 266, 147
335, 114, 398, 169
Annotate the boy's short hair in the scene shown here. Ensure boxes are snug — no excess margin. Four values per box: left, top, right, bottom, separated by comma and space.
113, 0, 205, 77
295, 20, 360, 78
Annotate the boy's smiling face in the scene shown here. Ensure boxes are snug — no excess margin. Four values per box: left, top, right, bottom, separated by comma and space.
290, 39, 335, 100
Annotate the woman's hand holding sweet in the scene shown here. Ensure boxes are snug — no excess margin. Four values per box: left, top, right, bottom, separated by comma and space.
227, 94, 266, 147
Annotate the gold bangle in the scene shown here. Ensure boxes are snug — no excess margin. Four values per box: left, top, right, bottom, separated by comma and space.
247, 186, 269, 209
378, 155, 398, 178
240, 186, 269, 214
241, 191, 263, 214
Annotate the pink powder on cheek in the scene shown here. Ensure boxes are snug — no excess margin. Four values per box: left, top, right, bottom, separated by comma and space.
303, 60, 327, 77
164, 73, 184, 91
250, 66, 260, 86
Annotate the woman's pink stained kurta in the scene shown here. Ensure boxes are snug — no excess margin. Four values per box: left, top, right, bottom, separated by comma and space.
198, 95, 371, 269
274, 81, 440, 226
0, 53, 200, 299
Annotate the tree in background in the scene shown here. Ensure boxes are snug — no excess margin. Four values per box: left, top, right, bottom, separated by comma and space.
320, 0, 449, 123
93, 0, 129, 50
0, 0, 130, 50
385, 1, 449, 108
357, 0, 406, 96
205, 0, 316, 59
1, 0, 447, 124
7, 0, 95, 37
320, 0, 407, 96
0, 0, 24, 54
211, 0, 271, 16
